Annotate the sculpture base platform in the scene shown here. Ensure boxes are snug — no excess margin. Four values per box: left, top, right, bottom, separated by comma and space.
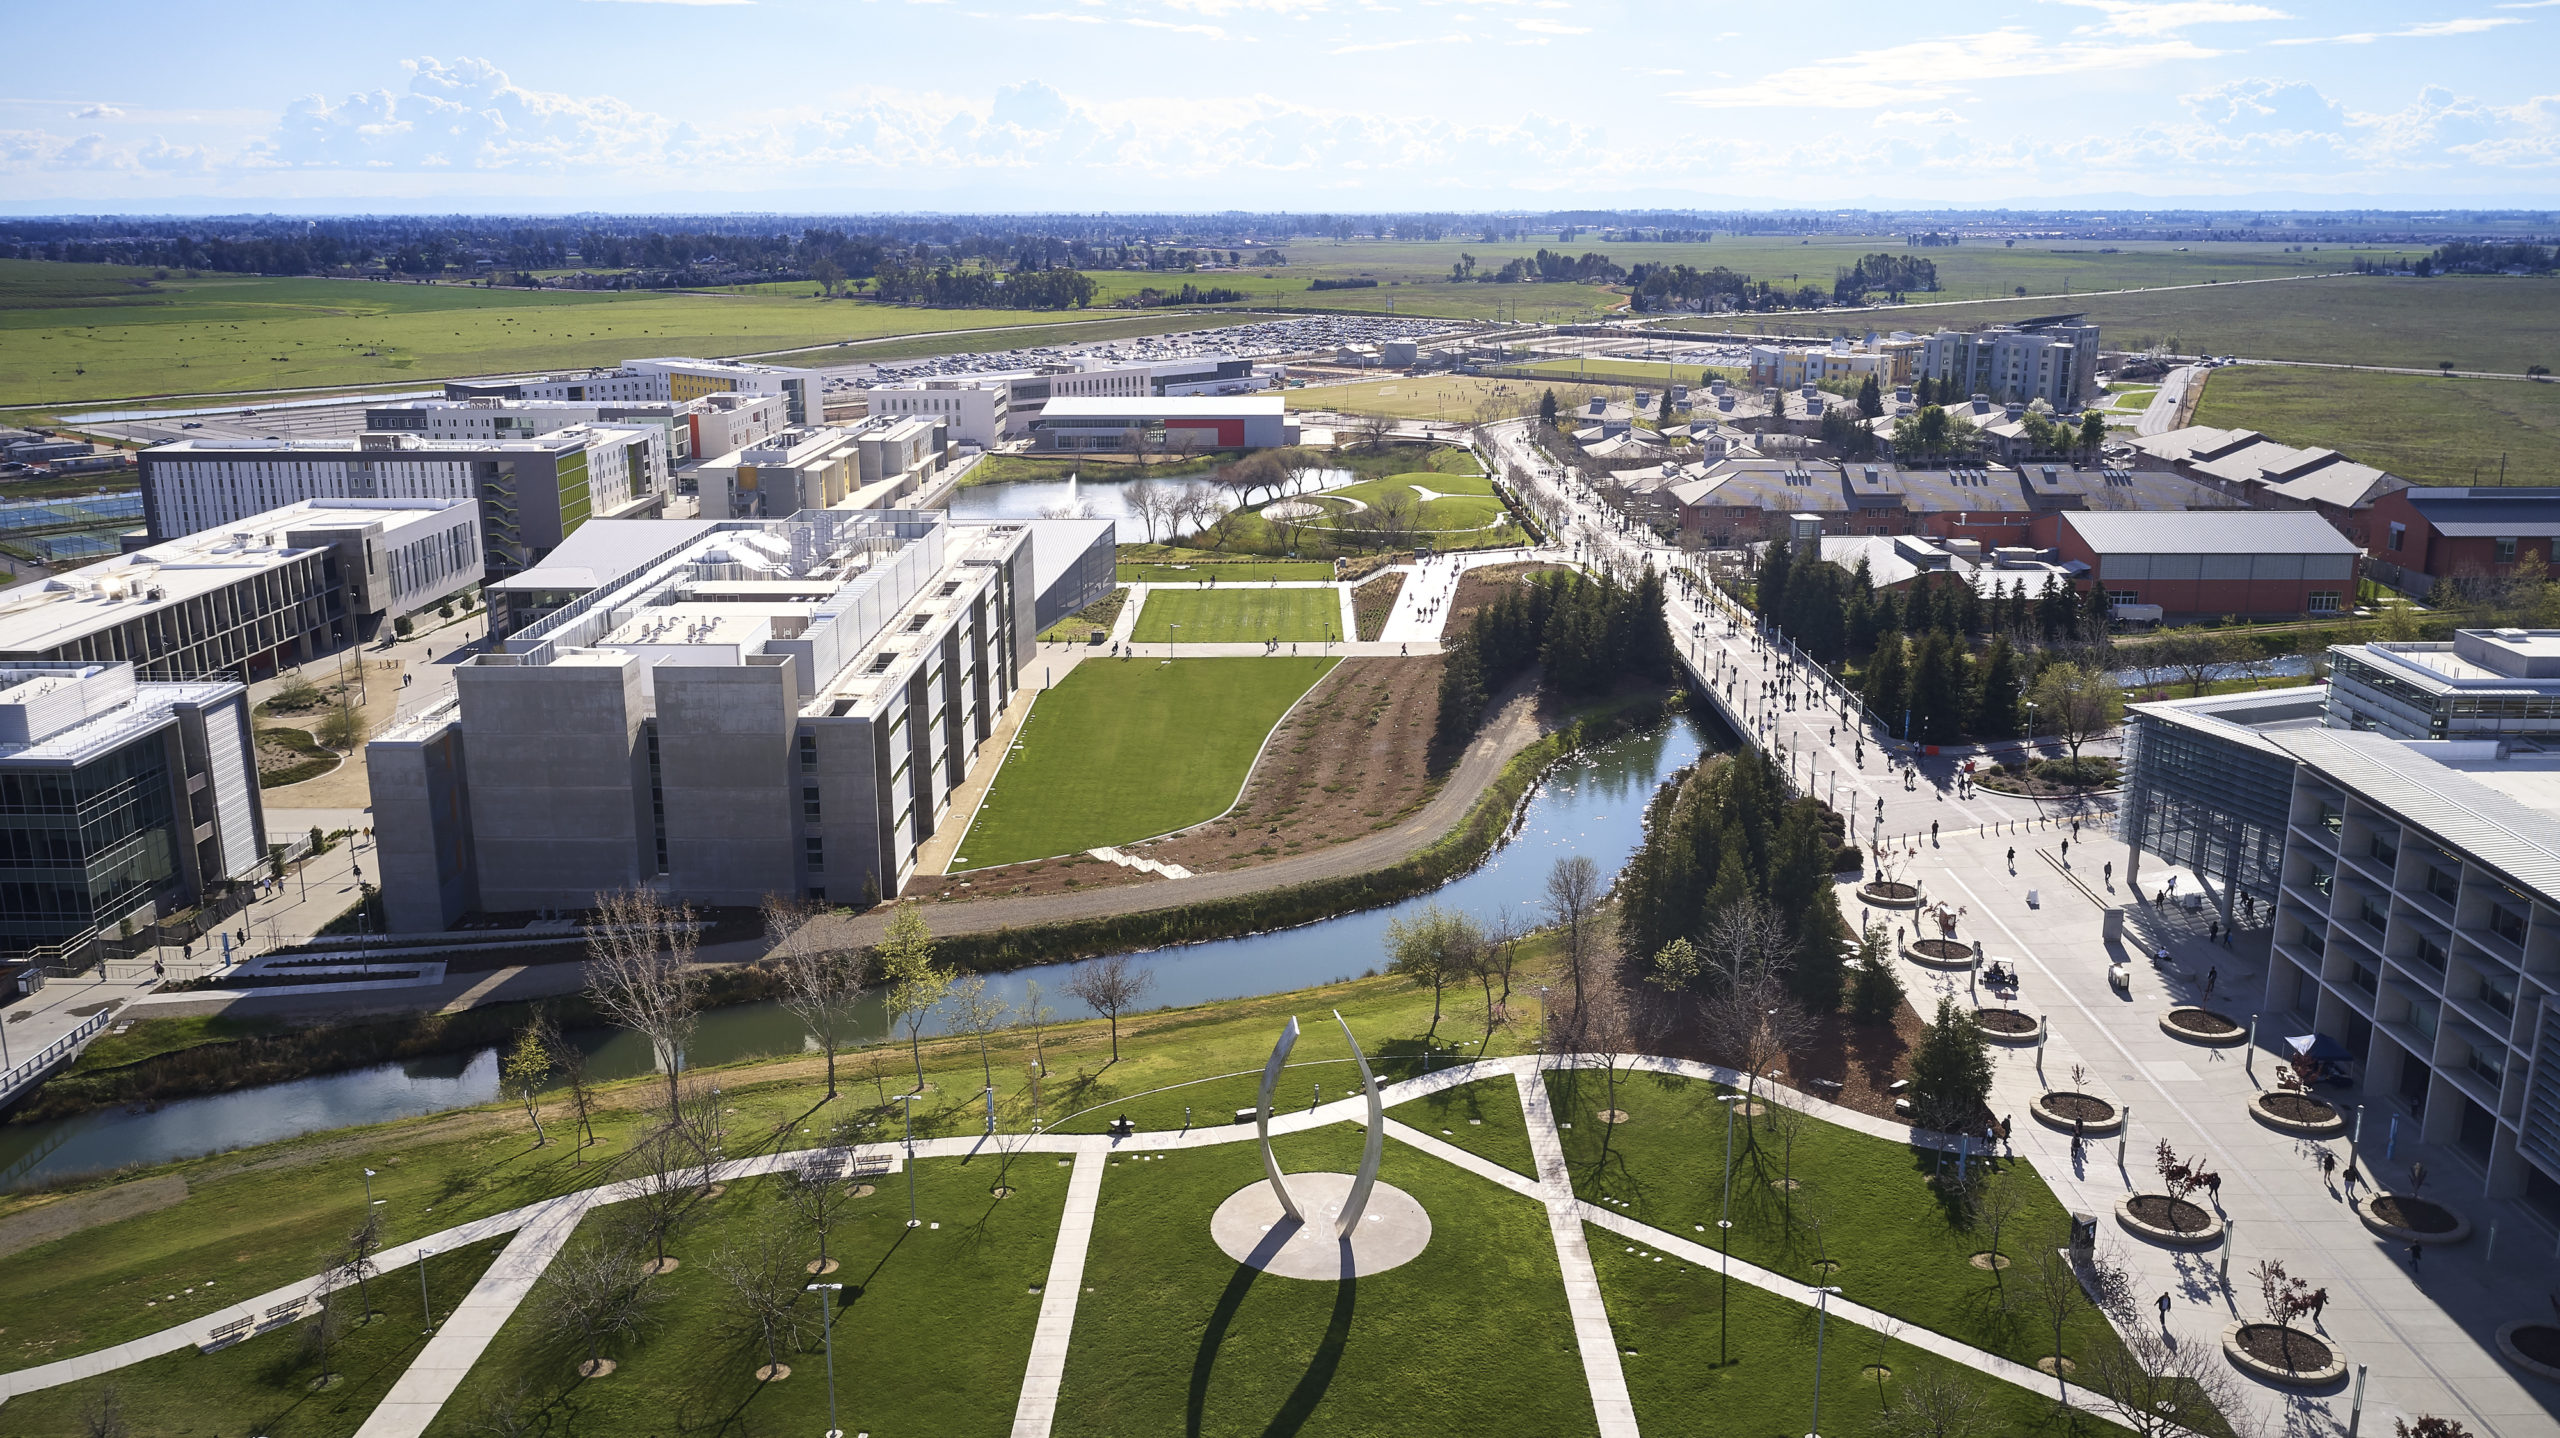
1210, 1172, 1431, 1280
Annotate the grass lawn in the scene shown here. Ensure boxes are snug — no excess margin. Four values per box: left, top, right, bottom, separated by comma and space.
0, 1237, 508, 1438
1118, 560, 1338, 583
1377, 468, 1495, 496
1592, 1234, 2129, 1438
953, 656, 1335, 867
423, 1158, 1065, 1438
2193, 364, 2560, 486
1288, 376, 1546, 423
1318, 480, 1510, 533
1517, 357, 1746, 387
1544, 1070, 2123, 1372
1130, 586, 1344, 645
1404, 1073, 1537, 1178
1052, 1122, 1598, 1438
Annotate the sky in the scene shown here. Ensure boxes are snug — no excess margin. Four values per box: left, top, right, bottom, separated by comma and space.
2, 0, 2556, 212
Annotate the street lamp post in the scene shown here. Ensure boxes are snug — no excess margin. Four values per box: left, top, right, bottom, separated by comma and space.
1807, 1284, 1845, 1437
1169, 620, 1180, 662
899, 1092, 920, 1228
807, 1281, 847, 1438
420, 1247, 435, 1334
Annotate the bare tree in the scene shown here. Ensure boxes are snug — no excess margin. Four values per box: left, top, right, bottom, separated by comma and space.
79, 1386, 130, 1438
1544, 855, 1604, 1003
783, 1156, 855, 1274
626, 1103, 714, 1272
2014, 1223, 2095, 1405
1973, 1169, 2027, 1287
1873, 1366, 1994, 1438
544, 1011, 599, 1159
943, 973, 1013, 1099
1480, 910, 1525, 1007
1703, 895, 1794, 987
468, 1381, 538, 1438
1020, 978, 1057, 1118
2081, 1319, 2253, 1438
712, 1215, 817, 1380
536, 1226, 665, 1377
502, 1011, 552, 1147
1352, 412, 1395, 451
302, 1262, 349, 1388
1065, 955, 1155, 1062
1700, 970, 1814, 1112
2027, 662, 2123, 767
585, 888, 701, 1112
767, 892, 868, 1101
343, 1210, 384, 1321
1125, 477, 1167, 544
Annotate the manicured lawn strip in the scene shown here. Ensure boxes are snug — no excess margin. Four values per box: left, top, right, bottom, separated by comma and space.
421, 1160, 1065, 1438
1035, 585, 1127, 643
2194, 363, 2560, 487
1118, 561, 1338, 583
1321, 479, 1508, 531
954, 656, 1334, 867
1051, 1122, 1598, 1438
1543, 1071, 2122, 1371
1591, 1232, 2127, 1438
0, 965, 1541, 1378
1378, 468, 1495, 495
1286, 376, 1547, 423
1129, 587, 1343, 644
1403, 1074, 1537, 1177
0, 1236, 508, 1438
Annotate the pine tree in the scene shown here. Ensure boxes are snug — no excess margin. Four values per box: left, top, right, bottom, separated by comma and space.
1539, 389, 1560, 426
1846, 926, 1905, 1026
1909, 997, 1993, 1131
1974, 635, 2022, 739
1755, 539, 1793, 618
1433, 635, 1487, 760
1863, 634, 1909, 735
1856, 374, 1884, 419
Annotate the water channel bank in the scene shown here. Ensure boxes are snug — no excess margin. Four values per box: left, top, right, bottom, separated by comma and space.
0, 708, 1725, 1192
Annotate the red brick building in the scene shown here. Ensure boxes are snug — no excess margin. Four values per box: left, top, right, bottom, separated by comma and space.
2364, 486, 2560, 593
2041, 511, 2362, 621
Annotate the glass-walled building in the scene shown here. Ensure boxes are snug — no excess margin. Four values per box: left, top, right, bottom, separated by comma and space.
2326, 629, 2560, 740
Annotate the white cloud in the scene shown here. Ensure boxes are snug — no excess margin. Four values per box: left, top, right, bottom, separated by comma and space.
1670, 28, 2219, 108
69, 104, 125, 120
2270, 14, 2524, 43
1514, 17, 1586, 33
1329, 31, 1466, 51
1023, 10, 1107, 20
1629, 66, 1683, 76
2052, 1, 2288, 36
1126, 16, 1227, 34
1876, 108, 1968, 127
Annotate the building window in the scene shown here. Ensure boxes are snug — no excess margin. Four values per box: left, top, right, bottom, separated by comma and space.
798, 733, 818, 771
804, 837, 824, 872
2426, 866, 2459, 904
2496, 537, 2519, 564
2308, 591, 2341, 614
2387, 522, 2405, 552
802, 786, 821, 823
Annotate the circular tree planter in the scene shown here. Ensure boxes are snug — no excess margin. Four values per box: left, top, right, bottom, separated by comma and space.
2249, 1090, 2347, 1138
756, 1363, 791, 1382
2033, 1090, 2122, 1136
1974, 1008, 2042, 1045
1904, 937, 1977, 968
2160, 1008, 2247, 1046
2496, 1322, 2560, 1381
2355, 1192, 2471, 1246
577, 1359, 618, 1379
2116, 1192, 2224, 1246
2222, 1322, 2344, 1386
1861, 881, 1921, 909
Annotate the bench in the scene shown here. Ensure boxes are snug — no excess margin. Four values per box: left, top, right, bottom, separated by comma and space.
845, 1153, 893, 1177
197, 1314, 256, 1353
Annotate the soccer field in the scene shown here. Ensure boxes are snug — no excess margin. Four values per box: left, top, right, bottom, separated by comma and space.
953, 656, 1335, 868
1129, 585, 1345, 644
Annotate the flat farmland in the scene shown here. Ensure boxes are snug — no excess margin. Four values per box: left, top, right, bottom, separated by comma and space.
2193, 365, 2560, 486
1287, 375, 1545, 421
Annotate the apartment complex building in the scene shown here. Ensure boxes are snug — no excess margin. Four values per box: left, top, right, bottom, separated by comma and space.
1746, 334, 1922, 390
138, 425, 666, 578
693, 418, 950, 522
0, 499, 481, 680
452, 357, 824, 427
0, 662, 266, 961
1919, 317, 2101, 411
370, 509, 1036, 927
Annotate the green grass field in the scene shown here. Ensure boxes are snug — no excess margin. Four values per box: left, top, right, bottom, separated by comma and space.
1517, 356, 1746, 388
1321, 479, 1508, 532
1810, 275, 2560, 375
1051, 1122, 1599, 1438
423, 1161, 1065, 1438
0, 1238, 510, 1438
2194, 365, 2560, 486
1288, 376, 1546, 422
1118, 561, 1338, 583
1130, 586, 1345, 644
953, 656, 1335, 867
1545, 1070, 2122, 1372
0, 261, 1252, 408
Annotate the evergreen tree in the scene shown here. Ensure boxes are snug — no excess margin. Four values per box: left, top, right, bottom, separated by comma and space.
1856, 374, 1884, 419
2036, 582, 2075, 644
1908, 632, 1958, 742
1433, 634, 1487, 760
1846, 925, 1905, 1026
2082, 581, 2114, 645
1908, 997, 1994, 1131
1862, 634, 1909, 736
1974, 634, 2022, 739
1770, 803, 1845, 1009
1755, 540, 1793, 619
1540, 389, 1560, 426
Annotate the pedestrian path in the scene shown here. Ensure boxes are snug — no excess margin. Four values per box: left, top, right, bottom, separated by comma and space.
1516, 1066, 1641, 1438
354, 1192, 598, 1438
1008, 1147, 1105, 1438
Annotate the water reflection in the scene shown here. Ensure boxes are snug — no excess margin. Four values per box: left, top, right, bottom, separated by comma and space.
0, 712, 1720, 1190
946, 467, 1356, 539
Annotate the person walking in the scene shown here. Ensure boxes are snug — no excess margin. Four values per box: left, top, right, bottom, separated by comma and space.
2406, 1241, 2422, 1274
2157, 1292, 2173, 1329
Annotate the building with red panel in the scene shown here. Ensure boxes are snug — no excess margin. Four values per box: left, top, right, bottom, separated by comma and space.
2362, 486, 2560, 594
2041, 510, 2362, 621
1029, 397, 1296, 453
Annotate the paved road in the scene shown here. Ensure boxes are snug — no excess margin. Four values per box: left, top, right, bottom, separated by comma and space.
2139, 364, 2199, 435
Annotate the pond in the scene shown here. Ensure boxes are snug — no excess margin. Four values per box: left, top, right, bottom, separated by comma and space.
946, 466, 1358, 540
0, 711, 1724, 1191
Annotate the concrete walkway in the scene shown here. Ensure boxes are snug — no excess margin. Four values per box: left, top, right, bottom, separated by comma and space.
1516, 1066, 1642, 1438
1007, 1147, 1105, 1438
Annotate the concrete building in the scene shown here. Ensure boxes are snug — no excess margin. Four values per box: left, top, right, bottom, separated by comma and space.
0, 661, 265, 961
2049, 510, 2361, 621
0, 499, 481, 680
365, 398, 684, 490
1814, 533, 2075, 599
1021, 518, 1117, 631
483, 519, 719, 639
370, 509, 1045, 928
138, 425, 666, 578
2120, 686, 2560, 1221
865, 380, 1009, 448
459, 357, 825, 428
1747, 335, 1920, 391
1919, 317, 2101, 411
2363, 486, 2560, 595
1029, 397, 1296, 453
695, 420, 950, 522
2324, 629, 2560, 741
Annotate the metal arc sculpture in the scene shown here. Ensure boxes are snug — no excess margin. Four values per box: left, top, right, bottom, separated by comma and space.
1251, 1011, 1388, 1240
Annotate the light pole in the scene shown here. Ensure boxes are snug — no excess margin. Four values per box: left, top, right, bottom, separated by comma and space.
362, 1166, 382, 1207
899, 1092, 920, 1228
420, 1247, 435, 1334
1807, 1284, 1844, 1437
807, 1281, 846, 1438
1717, 1092, 1746, 1365
1169, 620, 1180, 662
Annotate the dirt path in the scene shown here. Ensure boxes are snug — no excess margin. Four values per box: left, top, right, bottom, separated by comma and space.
811, 674, 1553, 950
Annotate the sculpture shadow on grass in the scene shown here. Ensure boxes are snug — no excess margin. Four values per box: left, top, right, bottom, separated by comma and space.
1185, 1224, 1360, 1438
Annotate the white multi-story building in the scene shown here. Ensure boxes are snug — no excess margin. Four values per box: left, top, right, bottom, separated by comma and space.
865, 380, 1010, 448
456, 356, 824, 427
138, 425, 665, 578
695, 418, 948, 522
1919, 321, 2100, 411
